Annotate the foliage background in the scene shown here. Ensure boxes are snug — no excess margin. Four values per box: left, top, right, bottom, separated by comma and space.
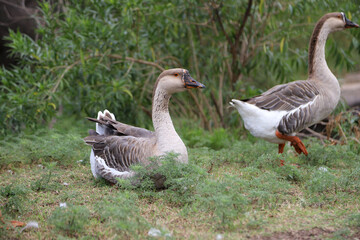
0, 1, 360, 239
0, 0, 359, 135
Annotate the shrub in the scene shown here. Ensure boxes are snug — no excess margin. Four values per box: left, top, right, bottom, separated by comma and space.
0, 128, 88, 167
0, 184, 29, 216
192, 171, 292, 229
1, 0, 357, 135
50, 205, 90, 235
95, 191, 149, 238
31, 162, 59, 192
121, 153, 207, 205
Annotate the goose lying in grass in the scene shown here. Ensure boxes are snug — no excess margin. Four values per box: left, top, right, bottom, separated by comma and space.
84, 68, 205, 183
230, 12, 359, 156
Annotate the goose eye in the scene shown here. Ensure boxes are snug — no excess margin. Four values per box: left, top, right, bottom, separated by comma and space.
174, 73, 179, 77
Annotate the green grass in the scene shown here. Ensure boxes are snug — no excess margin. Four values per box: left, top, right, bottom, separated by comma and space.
0, 119, 360, 239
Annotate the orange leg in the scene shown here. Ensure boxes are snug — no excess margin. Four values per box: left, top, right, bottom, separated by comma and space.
278, 143, 285, 154
275, 130, 308, 156
278, 143, 285, 166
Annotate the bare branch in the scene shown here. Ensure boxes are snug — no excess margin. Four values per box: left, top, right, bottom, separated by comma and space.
235, 0, 253, 42
210, 91, 224, 127
157, 56, 182, 67
187, 90, 210, 130
212, 6, 232, 46
298, 127, 340, 144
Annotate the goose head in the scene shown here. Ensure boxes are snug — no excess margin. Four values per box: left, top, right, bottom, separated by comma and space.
321, 12, 359, 33
155, 68, 205, 95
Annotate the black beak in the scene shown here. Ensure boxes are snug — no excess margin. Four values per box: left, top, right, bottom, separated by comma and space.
183, 72, 205, 89
345, 16, 359, 28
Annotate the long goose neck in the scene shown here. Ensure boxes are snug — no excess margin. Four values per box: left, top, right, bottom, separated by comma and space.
308, 19, 335, 81
152, 88, 175, 133
152, 87, 188, 162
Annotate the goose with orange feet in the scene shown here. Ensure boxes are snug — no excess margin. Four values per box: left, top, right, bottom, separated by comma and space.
230, 12, 358, 157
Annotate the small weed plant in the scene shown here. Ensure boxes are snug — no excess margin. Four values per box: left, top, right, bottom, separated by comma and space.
0, 184, 29, 216
96, 191, 149, 238
31, 162, 58, 192
50, 205, 90, 236
120, 152, 207, 205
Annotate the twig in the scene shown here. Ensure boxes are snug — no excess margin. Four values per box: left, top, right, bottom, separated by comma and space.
235, 0, 252, 43
157, 56, 182, 66
219, 63, 224, 117
337, 123, 348, 144
187, 90, 210, 130
139, 69, 155, 103
299, 127, 340, 144
350, 137, 360, 144
123, 60, 135, 79
207, 162, 214, 173
212, 5, 232, 45
139, 105, 151, 118
210, 91, 224, 127
188, 25, 200, 79
201, 91, 219, 129
172, 97, 194, 119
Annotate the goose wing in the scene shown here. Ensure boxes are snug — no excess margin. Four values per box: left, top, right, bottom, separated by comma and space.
84, 134, 156, 172
87, 116, 155, 138
245, 80, 320, 134
244, 80, 319, 112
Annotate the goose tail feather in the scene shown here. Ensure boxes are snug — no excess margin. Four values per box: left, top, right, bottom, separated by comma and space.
96, 110, 116, 135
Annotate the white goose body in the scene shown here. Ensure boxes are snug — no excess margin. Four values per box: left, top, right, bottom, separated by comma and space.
84, 69, 205, 183
230, 12, 359, 154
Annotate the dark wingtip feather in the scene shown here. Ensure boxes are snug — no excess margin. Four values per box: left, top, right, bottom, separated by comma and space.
86, 117, 98, 122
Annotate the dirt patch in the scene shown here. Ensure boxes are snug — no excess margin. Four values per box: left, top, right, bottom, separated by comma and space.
252, 227, 334, 240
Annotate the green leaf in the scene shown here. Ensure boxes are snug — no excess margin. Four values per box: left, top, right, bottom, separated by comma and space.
259, 0, 264, 15
280, 37, 285, 53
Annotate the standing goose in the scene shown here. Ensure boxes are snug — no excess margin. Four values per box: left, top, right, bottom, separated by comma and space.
230, 12, 359, 156
84, 68, 205, 183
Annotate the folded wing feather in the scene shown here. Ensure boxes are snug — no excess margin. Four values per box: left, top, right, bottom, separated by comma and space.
244, 80, 320, 134
84, 134, 156, 172
245, 80, 319, 112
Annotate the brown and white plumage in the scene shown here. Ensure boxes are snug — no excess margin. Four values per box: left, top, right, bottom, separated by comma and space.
84, 69, 205, 183
230, 12, 359, 155
244, 80, 320, 135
